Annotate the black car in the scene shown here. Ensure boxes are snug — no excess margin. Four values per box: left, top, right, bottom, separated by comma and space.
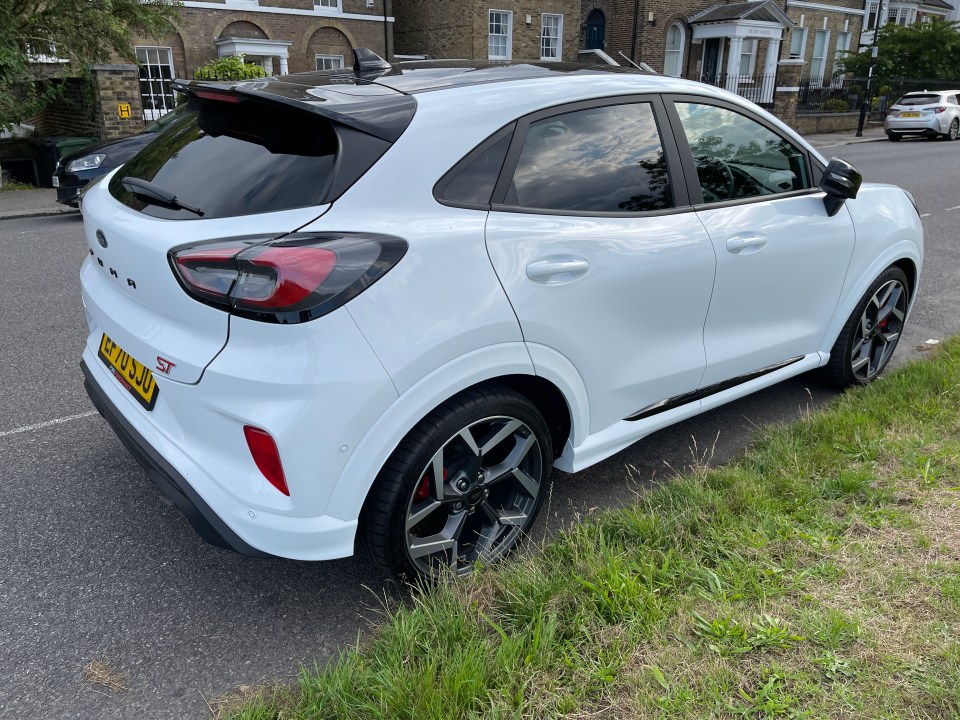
53, 107, 184, 206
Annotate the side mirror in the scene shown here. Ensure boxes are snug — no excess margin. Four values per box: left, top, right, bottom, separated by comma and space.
819, 157, 862, 217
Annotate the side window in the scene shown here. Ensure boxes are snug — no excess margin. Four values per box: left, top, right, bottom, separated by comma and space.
506, 102, 673, 213
674, 102, 810, 204
436, 131, 512, 206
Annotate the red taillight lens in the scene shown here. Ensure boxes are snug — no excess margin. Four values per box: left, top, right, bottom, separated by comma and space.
169, 233, 407, 323
935, 106, 946, 114
244, 426, 289, 496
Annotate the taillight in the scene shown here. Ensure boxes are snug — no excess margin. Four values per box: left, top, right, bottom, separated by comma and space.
244, 426, 289, 496
169, 233, 407, 323
934, 106, 946, 114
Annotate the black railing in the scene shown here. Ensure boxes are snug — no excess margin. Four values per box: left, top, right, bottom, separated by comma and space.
698, 73, 777, 108
797, 77, 858, 114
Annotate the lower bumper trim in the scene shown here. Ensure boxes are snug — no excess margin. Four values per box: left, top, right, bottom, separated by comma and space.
81, 359, 274, 558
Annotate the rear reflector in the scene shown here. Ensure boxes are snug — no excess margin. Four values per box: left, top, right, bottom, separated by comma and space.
244, 426, 289, 496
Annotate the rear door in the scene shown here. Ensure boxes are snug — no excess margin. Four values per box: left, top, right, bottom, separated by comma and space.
483, 97, 717, 433
665, 97, 855, 387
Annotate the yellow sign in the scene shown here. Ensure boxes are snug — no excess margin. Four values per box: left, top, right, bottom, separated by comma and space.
118, 103, 132, 119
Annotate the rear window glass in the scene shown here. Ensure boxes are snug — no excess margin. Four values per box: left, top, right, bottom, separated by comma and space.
896, 94, 940, 106
110, 98, 338, 220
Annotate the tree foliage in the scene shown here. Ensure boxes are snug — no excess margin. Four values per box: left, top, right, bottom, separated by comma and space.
0, 0, 181, 128
839, 19, 960, 83
194, 55, 266, 81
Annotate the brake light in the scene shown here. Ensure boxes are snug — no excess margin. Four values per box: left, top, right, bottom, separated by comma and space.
195, 90, 240, 103
244, 426, 289, 496
169, 233, 407, 323
935, 106, 947, 113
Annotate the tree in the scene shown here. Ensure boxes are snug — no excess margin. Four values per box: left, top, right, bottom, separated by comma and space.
839, 19, 960, 84
0, 0, 181, 128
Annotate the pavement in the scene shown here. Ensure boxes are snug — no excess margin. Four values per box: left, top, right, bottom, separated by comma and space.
0, 127, 889, 222
0, 187, 78, 220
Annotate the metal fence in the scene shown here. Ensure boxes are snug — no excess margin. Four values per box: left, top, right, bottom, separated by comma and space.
798, 77, 960, 115
698, 73, 777, 108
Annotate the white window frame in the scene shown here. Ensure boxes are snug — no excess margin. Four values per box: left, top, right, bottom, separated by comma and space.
865, 1, 879, 29
738, 39, 757, 77
789, 26, 808, 59
314, 0, 341, 10
663, 22, 685, 77
488, 9, 513, 61
135, 46, 176, 121
540, 13, 563, 61
810, 29, 829, 82
316, 54, 345, 70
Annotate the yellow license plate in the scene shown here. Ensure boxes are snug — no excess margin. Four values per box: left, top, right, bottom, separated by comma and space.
900, 112, 921, 118
98, 333, 158, 410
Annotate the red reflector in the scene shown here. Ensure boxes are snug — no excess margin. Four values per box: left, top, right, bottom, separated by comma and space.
196, 90, 239, 103
244, 426, 290, 496
241, 246, 337, 308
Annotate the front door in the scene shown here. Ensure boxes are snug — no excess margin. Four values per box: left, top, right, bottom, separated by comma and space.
669, 99, 856, 387
485, 98, 716, 433
702, 38, 720, 84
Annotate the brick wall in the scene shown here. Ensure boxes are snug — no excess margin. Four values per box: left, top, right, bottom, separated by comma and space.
784, 3, 864, 82
30, 78, 100, 137
393, 0, 474, 57
91, 65, 145, 139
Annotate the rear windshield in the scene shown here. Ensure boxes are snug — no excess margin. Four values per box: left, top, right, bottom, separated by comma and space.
896, 94, 941, 107
110, 98, 339, 220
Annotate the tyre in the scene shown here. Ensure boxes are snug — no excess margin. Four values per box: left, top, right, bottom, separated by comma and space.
822, 266, 910, 389
946, 118, 959, 141
361, 384, 553, 580
888, 134, 901, 142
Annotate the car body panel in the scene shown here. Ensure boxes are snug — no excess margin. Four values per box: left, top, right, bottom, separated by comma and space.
884, 90, 960, 138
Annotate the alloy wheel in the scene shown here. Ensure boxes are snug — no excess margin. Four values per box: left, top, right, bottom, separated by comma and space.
850, 279, 907, 382
403, 415, 543, 577
950, 119, 959, 141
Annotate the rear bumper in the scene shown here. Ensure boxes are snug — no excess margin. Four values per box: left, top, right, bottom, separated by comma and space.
82, 359, 272, 557
884, 116, 942, 136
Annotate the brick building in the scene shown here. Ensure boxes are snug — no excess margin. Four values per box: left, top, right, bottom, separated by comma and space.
392, 1, 582, 63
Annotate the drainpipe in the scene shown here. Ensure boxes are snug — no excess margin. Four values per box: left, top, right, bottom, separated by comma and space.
631, 0, 640, 61
383, 0, 390, 60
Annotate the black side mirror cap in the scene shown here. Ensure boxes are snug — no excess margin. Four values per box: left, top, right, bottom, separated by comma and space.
819, 157, 862, 217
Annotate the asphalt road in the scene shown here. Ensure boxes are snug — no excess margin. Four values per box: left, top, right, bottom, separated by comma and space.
1, 137, 958, 719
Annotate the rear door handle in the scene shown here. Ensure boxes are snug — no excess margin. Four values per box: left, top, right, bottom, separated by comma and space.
525, 256, 590, 285
725, 233, 767, 254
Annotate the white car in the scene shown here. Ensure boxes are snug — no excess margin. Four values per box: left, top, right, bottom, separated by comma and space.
884, 89, 960, 141
79, 54, 923, 579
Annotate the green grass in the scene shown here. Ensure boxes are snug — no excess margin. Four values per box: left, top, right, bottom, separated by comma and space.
0, 179, 38, 191
221, 339, 960, 720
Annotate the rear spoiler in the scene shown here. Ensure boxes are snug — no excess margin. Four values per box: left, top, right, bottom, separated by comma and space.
171, 49, 415, 142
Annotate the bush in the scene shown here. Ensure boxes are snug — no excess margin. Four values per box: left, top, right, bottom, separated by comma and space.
823, 98, 850, 113
193, 54, 266, 81
878, 84, 891, 97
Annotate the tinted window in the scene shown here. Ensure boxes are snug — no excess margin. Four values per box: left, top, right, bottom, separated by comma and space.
507, 103, 673, 213
110, 98, 339, 220
438, 132, 512, 206
895, 94, 940, 106
674, 102, 809, 203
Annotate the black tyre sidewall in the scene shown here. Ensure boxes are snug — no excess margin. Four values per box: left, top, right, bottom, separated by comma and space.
824, 266, 910, 388
361, 385, 553, 580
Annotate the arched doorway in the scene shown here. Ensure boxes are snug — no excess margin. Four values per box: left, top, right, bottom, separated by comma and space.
585, 9, 605, 50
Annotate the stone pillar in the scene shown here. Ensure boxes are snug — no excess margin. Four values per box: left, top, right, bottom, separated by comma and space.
279, 56, 289, 75
263, 57, 274, 75
726, 36, 743, 92
89, 64, 145, 140
773, 59, 804, 131
761, 38, 781, 103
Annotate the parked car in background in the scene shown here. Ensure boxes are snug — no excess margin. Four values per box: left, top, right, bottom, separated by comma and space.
884, 90, 960, 141
53, 107, 184, 206
79, 53, 923, 580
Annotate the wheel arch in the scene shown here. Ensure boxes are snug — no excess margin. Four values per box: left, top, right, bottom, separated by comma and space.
819, 242, 922, 357
323, 343, 582, 527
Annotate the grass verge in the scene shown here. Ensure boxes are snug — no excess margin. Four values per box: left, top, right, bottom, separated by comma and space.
227, 340, 960, 719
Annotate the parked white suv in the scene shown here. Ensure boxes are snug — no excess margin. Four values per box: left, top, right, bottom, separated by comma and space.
885, 89, 960, 141
79, 54, 923, 579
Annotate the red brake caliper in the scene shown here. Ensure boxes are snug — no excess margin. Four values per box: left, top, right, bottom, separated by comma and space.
413, 467, 448, 503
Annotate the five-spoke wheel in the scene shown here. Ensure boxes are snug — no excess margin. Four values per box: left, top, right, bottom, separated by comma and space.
824, 266, 909, 388
362, 385, 552, 580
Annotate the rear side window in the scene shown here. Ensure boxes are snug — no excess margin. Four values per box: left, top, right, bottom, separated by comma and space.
111, 98, 344, 220
505, 102, 673, 213
436, 130, 512, 207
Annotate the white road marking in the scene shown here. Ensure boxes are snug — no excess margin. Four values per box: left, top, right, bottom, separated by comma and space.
0, 411, 98, 438
946, 206, 960, 212
920, 213, 931, 217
